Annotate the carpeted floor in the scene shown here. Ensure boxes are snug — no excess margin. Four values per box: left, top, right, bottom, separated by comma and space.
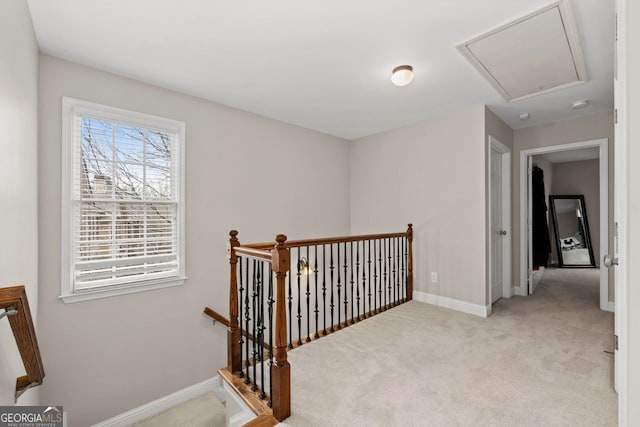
280, 267, 617, 427
129, 392, 226, 427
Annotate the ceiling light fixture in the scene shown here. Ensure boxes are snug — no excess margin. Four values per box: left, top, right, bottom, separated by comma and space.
519, 112, 530, 120
571, 100, 588, 110
391, 65, 414, 87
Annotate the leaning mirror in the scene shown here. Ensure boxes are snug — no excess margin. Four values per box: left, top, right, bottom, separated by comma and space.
549, 195, 596, 267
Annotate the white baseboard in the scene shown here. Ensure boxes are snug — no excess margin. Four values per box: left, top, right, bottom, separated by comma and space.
93, 376, 222, 427
413, 291, 490, 318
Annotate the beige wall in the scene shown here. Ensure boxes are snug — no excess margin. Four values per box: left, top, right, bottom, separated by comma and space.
350, 106, 487, 307
0, 0, 40, 406
550, 160, 600, 265
512, 112, 614, 299
37, 55, 351, 426
625, 1, 640, 424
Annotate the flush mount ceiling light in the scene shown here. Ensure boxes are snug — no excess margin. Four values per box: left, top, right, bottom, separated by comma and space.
391, 65, 414, 87
571, 100, 589, 110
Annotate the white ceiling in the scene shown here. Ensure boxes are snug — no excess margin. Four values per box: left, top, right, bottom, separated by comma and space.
26, 0, 614, 140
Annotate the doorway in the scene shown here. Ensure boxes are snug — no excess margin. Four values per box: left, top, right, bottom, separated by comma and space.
488, 136, 511, 306
519, 138, 610, 311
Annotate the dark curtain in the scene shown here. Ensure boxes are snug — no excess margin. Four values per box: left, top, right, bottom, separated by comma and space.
532, 165, 551, 267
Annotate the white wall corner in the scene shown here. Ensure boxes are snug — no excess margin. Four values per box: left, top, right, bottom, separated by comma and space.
413, 290, 490, 318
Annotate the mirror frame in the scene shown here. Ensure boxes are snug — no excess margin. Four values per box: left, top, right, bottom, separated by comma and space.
549, 195, 596, 268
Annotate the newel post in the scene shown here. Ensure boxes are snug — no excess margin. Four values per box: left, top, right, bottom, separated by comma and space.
407, 224, 413, 301
227, 230, 242, 373
271, 234, 291, 421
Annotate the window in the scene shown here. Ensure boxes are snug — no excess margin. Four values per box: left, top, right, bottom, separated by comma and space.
61, 98, 185, 302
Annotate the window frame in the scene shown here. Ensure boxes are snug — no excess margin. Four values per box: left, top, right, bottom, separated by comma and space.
60, 97, 186, 303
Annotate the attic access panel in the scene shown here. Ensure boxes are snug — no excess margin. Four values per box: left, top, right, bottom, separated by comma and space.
457, 0, 587, 101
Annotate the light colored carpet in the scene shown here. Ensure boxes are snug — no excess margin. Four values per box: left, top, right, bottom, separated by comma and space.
129, 392, 226, 427
280, 267, 616, 427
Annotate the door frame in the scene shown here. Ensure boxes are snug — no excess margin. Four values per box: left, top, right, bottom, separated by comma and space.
518, 138, 610, 311
487, 136, 512, 306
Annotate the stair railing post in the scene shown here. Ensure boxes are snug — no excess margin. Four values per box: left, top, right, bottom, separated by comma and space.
407, 224, 413, 301
227, 230, 242, 373
271, 234, 291, 421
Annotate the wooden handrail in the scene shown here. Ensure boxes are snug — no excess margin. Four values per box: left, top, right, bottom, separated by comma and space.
243, 230, 409, 250
204, 307, 271, 351
203, 307, 230, 326
235, 246, 273, 262
0, 285, 45, 400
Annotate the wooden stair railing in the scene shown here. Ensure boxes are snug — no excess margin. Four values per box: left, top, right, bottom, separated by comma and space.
219, 224, 413, 423
0, 285, 45, 401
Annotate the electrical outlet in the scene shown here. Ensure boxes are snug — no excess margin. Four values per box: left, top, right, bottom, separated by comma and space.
431, 272, 438, 283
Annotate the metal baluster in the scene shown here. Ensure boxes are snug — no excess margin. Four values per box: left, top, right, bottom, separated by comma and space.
259, 262, 266, 398
238, 257, 245, 378
251, 261, 258, 391
297, 248, 302, 346
367, 240, 372, 317
353, 241, 358, 322
377, 239, 382, 312
401, 237, 406, 300
306, 245, 311, 342
337, 243, 342, 329
314, 245, 319, 339
244, 258, 251, 384
330, 244, 335, 332
383, 238, 388, 309
404, 236, 408, 300
322, 244, 327, 335
362, 240, 367, 319
387, 238, 392, 308
268, 264, 273, 407
373, 240, 378, 313
344, 242, 349, 325
393, 237, 397, 306
287, 259, 293, 350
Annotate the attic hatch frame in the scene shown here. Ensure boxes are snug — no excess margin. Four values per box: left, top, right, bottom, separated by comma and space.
456, 0, 588, 102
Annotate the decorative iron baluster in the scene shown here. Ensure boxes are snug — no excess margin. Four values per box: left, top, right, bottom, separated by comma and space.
401, 237, 406, 301
268, 264, 274, 407
344, 242, 349, 325
377, 239, 382, 312
330, 244, 335, 332
393, 237, 397, 306
259, 262, 266, 399
238, 257, 245, 378
403, 236, 408, 300
314, 245, 319, 339
297, 248, 302, 346
387, 238, 392, 308
252, 260, 258, 391
337, 243, 342, 329
362, 240, 367, 319
306, 245, 311, 343
322, 245, 327, 335
367, 240, 372, 317
382, 238, 388, 309
373, 240, 378, 313
355, 241, 360, 321
287, 261, 293, 350
244, 258, 251, 384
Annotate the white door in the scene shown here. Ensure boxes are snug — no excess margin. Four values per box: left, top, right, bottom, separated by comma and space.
490, 147, 503, 303
611, 0, 627, 395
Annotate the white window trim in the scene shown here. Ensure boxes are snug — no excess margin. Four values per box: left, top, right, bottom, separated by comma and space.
60, 97, 186, 303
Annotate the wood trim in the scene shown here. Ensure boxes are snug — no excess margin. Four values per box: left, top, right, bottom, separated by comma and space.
271, 234, 291, 421
244, 231, 409, 250
228, 230, 242, 373
0, 285, 45, 399
242, 415, 278, 427
219, 368, 273, 417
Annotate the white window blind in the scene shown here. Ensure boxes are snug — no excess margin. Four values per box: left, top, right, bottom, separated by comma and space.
61, 98, 185, 302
